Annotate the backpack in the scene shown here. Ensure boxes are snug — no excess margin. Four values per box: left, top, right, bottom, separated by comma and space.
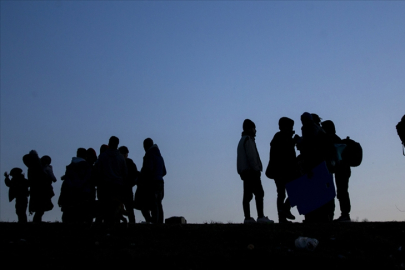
396, 116, 405, 155
341, 137, 362, 167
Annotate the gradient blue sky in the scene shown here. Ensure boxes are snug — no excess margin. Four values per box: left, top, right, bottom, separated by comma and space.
1, 1, 404, 223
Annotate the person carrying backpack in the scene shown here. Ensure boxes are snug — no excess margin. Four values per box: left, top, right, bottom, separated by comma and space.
322, 120, 352, 222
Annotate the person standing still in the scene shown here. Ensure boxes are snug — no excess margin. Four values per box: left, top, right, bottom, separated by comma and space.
139, 138, 166, 224
237, 119, 273, 224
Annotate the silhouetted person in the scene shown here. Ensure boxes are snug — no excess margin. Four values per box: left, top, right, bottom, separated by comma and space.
41, 155, 57, 184
296, 113, 327, 172
266, 117, 300, 223
58, 148, 93, 223
237, 119, 273, 224
96, 136, 127, 223
23, 150, 54, 222
4, 168, 29, 223
322, 120, 352, 222
100, 144, 109, 154
135, 138, 166, 224
296, 113, 334, 223
311, 113, 322, 127
119, 146, 140, 224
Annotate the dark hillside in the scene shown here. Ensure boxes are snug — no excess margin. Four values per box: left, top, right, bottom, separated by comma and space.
1, 222, 405, 269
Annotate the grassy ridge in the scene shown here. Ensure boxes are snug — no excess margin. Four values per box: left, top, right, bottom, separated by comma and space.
1, 222, 405, 269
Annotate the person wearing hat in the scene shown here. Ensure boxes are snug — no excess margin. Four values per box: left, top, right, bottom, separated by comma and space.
4, 168, 30, 222
237, 119, 274, 224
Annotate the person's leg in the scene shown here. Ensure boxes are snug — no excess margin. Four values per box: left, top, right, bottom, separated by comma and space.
251, 178, 264, 218
274, 179, 288, 222
151, 188, 164, 224
16, 198, 28, 223
157, 188, 164, 224
33, 211, 44, 222
124, 201, 136, 224
141, 209, 152, 223
242, 180, 254, 219
335, 165, 351, 218
284, 198, 291, 212
274, 179, 286, 214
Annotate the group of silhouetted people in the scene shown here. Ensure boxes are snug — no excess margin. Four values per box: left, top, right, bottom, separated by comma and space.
6, 113, 403, 224
4, 136, 166, 224
237, 113, 358, 224
4, 151, 56, 223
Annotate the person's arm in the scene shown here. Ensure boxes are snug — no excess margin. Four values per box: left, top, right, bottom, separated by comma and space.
245, 139, 262, 172
47, 166, 57, 183
4, 172, 11, 187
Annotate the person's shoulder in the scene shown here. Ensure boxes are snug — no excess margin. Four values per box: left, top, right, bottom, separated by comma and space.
272, 131, 283, 140
98, 151, 108, 159
126, 158, 136, 166
149, 145, 162, 156
270, 132, 281, 145
241, 135, 251, 142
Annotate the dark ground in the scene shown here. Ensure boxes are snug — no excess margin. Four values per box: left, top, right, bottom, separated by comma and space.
1, 222, 405, 269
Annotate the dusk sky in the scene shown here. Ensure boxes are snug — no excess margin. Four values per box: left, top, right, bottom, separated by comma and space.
1, 1, 404, 223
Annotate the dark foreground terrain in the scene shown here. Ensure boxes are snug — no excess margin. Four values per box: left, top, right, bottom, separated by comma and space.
1, 222, 405, 269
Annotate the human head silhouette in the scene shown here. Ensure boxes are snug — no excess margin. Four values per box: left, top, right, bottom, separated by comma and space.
243, 119, 256, 137
300, 112, 313, 125
143, 138, 154, 152
100, 144, 108, 155
77, 148, 87, 159
108, 136, 119, 150
311, 113, 322, 126
10, 168, 23, 177
119, 146, 129, 158
41, 155, 52, 166
278, 117, 294, 132
321, 120, 336, 135
86, 148, 97, 164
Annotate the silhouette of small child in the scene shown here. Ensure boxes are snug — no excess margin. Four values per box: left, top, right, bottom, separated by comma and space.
4, 168, 30, 223
41, 155, 57, 183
